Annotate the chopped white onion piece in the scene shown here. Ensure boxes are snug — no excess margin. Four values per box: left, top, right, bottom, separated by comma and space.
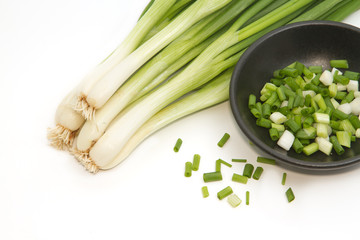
337, 83, 347, 91
281, 100, 288, 108
347, 80, 359, 92
354, 91, 360, 98
356, 128, 360, 138
350, 98, 360, 115
330, 98, 340, 109
277, 130, 295, 151
319, 70, 333, 86
302, 90, 316, 98
338, 103, 352, 115
315, 137, 333, 156
270, 112, 287, 124
331, 67, 343, 75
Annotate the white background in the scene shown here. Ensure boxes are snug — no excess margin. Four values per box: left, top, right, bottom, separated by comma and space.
1, 1, 360, 239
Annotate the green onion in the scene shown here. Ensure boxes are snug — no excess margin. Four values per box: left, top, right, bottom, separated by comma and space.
174, 138, 183, 152
202, 186, 209, 198
232, 159, 247, 163
336, 131, 351, 148
252, 167, 264, 180
330, 135, 345, 155
248, 94, 257, 108
217, 186, 233, 200
330, 59, 349, 69
246, 191, 250, 205
257, 156, 276, 165
302, 142, 319, 156
184, 162, 192, 177
227, 194, 242, 208
215, 159, 232, 172
292, 138, 304, 153
309, 66, 323, 74
243, 163, 255, 178
232, 173, 248, 184
269, 128, 280, 141
192, 154, 201, 171
203, 171, 223, 183
286, 187, 295, 203
217, 133, 230, 147
281, 172, 287, 185
344, 70, 360, 80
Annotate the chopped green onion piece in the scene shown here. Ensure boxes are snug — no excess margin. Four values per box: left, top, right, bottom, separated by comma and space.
286, 187, 295, 203
332, 109, 349, 120
184, 162, 192, 177
227, 194, 242, 208
252, 166, 264, 180
203, 171, 222, 183
313, 112, 330, 124
174, 138, 183, 152
202, 186, 209, 198
257, 156, 276, 165
330, 59, 349, 69
232, 173, 248, 184
281, 172, 287, 186
232, 159, 247, 163
217, 186, 233, 200
215, 159, 232, 172
302, 142, 319, 156
248, 94, 257, 108
246, 191, 250, 205
330, 135, 345, 155
269, 128, 280, 141
217, 133, 230, 147
285, 119, 301, 133
292, 138, 304, 153
336, 131, 351, 148
192, 154, 200, 171
296, 127, 316, 139
243, 163, 254, 178
344, 70, 360, 80
315, 137, 333, 156
349, 115, 360, 129
308, 65, 322, 74
340, 119, 356, 135
256, 118, 272, 128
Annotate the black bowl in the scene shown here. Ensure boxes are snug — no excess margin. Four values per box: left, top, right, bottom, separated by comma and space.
230, 20, 360, 173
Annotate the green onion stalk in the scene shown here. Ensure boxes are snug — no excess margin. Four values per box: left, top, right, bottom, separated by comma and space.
47, 0, 176, 150
79, 0, 319, 171
74, 0, 233, 120
75, 0, 256, 152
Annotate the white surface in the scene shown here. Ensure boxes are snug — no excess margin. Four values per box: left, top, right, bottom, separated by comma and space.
1, 1, 360, 239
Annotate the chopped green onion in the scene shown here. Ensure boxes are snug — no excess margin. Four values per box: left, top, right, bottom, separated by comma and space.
252, 166, 264, 180
243, 163, 254, 178
302, 142, 319, 156
257, 156, 276, 165
330, 135, 345, 155
217, 133, 230, 147
227, 194, 242, 208
202, 186, 209, 198
292, 138, 304, 153
269, 128, 280, 141
336, 131, 351, 148
281, 172, 287, 185
232, 159, 247, 163
315, 137, 333, 155
248, 94, 257, 108
286, 187, 295, 203
184, 162, 192, 177
313, 112, 330, 124
330, 59, 349, 69
344, 70, 360, 80
296, 127, 316, 139
217, 186, 233, 200
192, 154, 201, 171
308, 65, 323, 74
215, 159, 232, 172
332, 109, 349, 120
203, 171, 223, 183
246, 191, 250, 205
232, 173, 248, 184
174, 138, 183, 152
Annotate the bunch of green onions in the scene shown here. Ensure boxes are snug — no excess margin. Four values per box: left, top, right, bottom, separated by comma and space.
47, 0, 360, 173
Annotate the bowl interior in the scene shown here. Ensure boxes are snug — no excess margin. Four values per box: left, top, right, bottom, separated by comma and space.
230, 21, 360, 171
